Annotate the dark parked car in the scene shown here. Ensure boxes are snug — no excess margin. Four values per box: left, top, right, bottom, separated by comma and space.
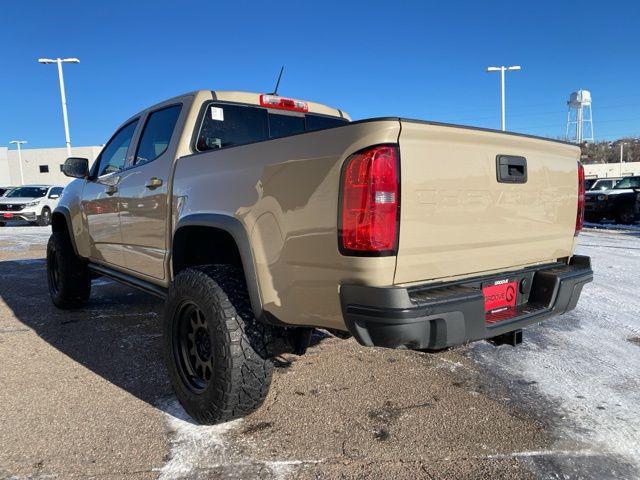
585, 176, 640, 224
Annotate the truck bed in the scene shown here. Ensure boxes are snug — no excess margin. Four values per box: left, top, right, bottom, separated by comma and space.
173, 116, 581, 329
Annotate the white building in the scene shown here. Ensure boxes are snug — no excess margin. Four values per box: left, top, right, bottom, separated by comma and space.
0, 145, 102, 187
583, 161, 640, 179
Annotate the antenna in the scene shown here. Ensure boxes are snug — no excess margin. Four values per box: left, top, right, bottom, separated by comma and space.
269, 66, 284, 95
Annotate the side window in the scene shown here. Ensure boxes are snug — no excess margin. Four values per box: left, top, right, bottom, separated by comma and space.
196, 104, 268, 151
96, 120, 139, 177
48, 187, 63, 198
134, 105, 182, 166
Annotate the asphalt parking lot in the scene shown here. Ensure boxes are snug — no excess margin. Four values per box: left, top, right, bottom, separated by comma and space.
0, 224, 639, 479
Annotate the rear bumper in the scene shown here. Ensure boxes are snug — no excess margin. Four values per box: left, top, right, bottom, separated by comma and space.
340, 255, 593, 350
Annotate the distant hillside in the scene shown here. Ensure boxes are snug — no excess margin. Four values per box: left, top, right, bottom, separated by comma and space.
581, 138, 640, 164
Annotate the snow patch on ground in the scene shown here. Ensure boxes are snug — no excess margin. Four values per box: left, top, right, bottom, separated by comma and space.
157, 399, 242, 480
0, 225, 51, 252
157, 399, 322, 479
471, 229, 640, 470
585, 221, 640, 232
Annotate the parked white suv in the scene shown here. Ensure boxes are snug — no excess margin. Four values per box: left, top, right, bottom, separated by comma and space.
0, 185, 64, 226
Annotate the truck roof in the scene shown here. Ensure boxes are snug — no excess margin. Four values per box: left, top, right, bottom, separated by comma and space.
150, 90, 350, 121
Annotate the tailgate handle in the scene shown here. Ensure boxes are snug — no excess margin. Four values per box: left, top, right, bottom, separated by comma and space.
496, 155, 527, 184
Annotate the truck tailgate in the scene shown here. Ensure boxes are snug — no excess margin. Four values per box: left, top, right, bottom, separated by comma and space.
394, 120, 581, 285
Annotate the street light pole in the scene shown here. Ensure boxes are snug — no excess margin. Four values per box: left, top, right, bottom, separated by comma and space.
619, 142, 627, 177
9, 140, 27, 185
486, 65, 521, 131
38, 57, 80, 157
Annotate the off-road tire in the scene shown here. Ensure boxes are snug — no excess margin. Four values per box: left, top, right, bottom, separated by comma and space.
164, 265, 277, 425
37, 207, 52, 226
615, 205, 635, 225
46, 231, 91, 309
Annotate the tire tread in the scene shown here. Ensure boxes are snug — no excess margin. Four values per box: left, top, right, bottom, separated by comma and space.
164, 265, 278, 424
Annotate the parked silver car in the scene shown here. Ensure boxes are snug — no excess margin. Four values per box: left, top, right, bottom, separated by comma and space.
0, 185, 64, 226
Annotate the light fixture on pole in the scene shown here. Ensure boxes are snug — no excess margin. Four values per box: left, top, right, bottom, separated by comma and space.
38, 57, 80, 157
9, 140, 27, 185
486, 65, 521, 131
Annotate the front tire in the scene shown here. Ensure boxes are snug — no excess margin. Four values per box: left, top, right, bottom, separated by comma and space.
164, 265, 276, 425
38, 207, 52, 226
47, 231, 91, 309
584, 213, 601, 224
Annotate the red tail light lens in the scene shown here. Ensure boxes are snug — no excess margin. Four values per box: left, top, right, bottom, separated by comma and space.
339, 145, 399, 255
575, 161, 585, 236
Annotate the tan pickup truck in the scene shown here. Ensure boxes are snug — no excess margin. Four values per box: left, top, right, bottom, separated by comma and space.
48, 90, 592, 424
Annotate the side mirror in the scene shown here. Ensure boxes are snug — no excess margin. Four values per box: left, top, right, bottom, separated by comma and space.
49, 194, 60, 199
62, 157, 89, 179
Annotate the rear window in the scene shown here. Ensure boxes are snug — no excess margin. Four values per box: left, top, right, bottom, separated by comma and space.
306, 114, 347, 132
269, 113, 305, 138
196, 103, 348, 152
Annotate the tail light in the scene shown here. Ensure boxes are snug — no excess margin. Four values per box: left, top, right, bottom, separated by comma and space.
260, 94, 308, 113
339, 144, 400, 255
575, 161, 585, 236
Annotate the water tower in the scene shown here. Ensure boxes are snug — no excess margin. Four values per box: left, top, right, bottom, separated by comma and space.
565, 90, 594, 143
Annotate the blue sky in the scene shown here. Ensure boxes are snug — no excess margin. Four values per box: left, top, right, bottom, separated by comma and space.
1, 0, 639, 149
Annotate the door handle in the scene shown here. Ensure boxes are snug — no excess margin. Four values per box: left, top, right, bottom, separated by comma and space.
496, 155, 527, 184
145, 177, 163, 190
105, 185, 118, 195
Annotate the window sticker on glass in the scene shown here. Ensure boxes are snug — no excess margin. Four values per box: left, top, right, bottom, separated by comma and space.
210, 107, 224, 121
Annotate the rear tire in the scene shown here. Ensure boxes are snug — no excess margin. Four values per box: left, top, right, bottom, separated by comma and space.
164, 265, 277, 425
46, 231, 91, 309
615, 205, 635, 224
37, 207, 52, 226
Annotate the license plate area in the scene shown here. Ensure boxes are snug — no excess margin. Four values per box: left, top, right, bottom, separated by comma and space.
3, 213, 13, 219
482, 280, 518, 314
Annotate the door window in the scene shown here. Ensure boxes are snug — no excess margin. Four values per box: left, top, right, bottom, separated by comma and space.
48, 187, 64, 198
95, 120, 139, 177
134, 105, 182, 166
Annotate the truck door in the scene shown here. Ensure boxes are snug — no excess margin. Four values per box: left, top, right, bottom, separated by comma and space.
81, 118, 139, 268
117, 103, 183, 280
